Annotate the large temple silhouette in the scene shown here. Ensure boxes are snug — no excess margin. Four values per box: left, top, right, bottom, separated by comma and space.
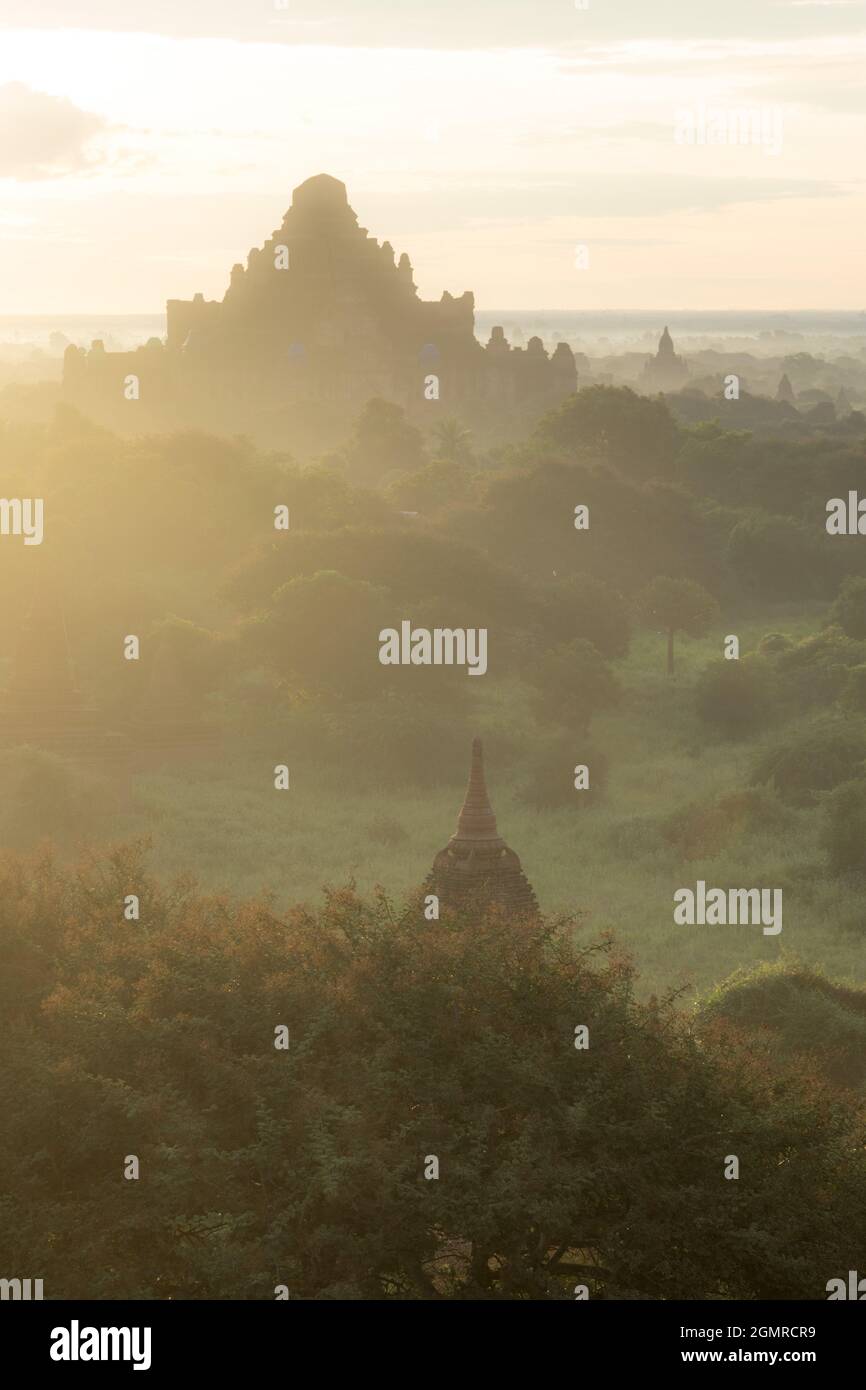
427, 738, 538, 917
63, 174, 577, 448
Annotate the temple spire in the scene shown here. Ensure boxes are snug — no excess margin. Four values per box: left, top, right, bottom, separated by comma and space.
454, 737, 502, 843
426, 737, 539, 918
641, 323, 688, 390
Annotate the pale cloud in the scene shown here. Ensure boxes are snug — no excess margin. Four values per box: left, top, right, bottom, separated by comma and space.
0, 0, 865, 45
0, 13, 863, 310
1, 180, 864, 313
0, 81, 109, 179
359, 174, 842, 232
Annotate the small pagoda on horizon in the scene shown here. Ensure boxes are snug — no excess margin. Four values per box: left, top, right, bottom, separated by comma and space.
640, 325, 688, 392
427, 737, 538, 918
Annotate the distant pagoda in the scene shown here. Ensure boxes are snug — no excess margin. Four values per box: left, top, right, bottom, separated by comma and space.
427, 738, 538, 917
641, 325, 688, 392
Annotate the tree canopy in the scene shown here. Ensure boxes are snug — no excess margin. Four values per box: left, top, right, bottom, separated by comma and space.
1, 844, 863, 1300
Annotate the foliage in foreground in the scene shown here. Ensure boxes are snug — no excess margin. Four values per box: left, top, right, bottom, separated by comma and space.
1, 844, 864, 1300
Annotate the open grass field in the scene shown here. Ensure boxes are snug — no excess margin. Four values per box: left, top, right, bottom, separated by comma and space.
106, 599, 864, 1002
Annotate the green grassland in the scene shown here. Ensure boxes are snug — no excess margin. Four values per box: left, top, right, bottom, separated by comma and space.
98, 600, 864, 1003
3, 401, 865, 1009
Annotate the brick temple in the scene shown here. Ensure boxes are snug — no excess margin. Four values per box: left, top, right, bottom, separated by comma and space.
428, 737, 538, 917
62, 174, 577, 449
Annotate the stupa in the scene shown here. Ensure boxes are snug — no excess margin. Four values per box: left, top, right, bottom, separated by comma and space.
427, 738, 538, 917
640, 326, 688, 392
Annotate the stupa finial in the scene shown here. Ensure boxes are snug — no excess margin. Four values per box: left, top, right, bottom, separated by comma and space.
453, 737, 502, 843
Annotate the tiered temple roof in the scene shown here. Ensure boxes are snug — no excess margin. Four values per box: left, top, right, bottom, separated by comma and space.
62, 175, 577, 446
428, 737, 538, 917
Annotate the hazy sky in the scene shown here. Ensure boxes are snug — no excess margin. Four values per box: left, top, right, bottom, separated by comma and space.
1, 1, 865, 312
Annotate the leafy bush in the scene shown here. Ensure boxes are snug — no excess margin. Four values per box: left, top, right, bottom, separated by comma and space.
842, 664, 866, 712
757, 632, 792, 656
1, 845, 863, 1300
527, 638, 620, 733
751, 722, 866, 807
695, 656, 777, 739
637, 574, 719, 675
542, 575, 631, 660
385, 459, 475, 514
662, 788, 789, 861
776, 626, 866, 708
830, 576, 866, 640
698, 962, 866, 1095
822, 778, 866, 874
727, 512, 834, 599
536, 384, 678, 477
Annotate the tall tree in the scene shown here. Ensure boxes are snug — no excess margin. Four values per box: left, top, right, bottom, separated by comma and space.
527, 637, 621, 732
344, 398, 427, 486
638, 575, 719, 675
536, 384, 678, 478
430, 418, 473, 465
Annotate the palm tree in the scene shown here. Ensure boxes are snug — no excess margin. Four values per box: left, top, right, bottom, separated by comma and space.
431, 418, 473, 465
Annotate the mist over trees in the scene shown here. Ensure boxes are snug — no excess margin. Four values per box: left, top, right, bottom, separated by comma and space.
3, 379, 866, 1301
